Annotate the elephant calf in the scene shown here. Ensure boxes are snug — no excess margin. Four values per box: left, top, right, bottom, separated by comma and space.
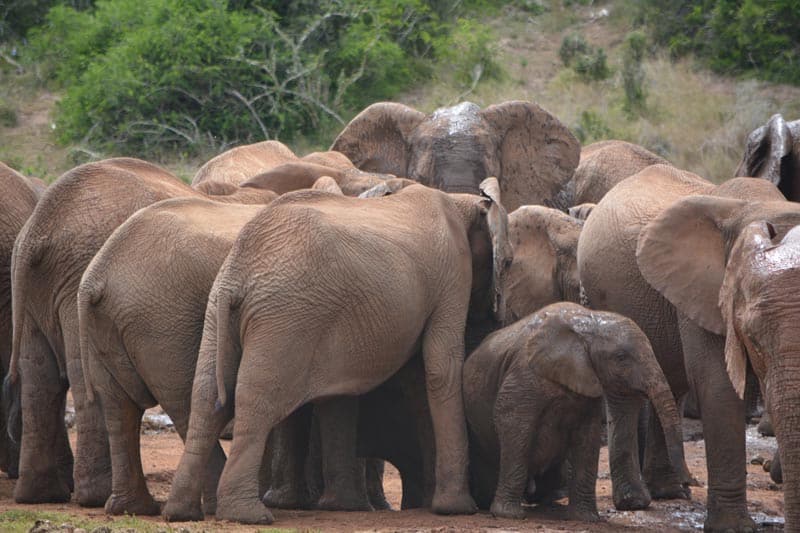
463, 302, 685, 521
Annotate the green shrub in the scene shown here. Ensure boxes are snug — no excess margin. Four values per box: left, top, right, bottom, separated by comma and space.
0, 97, 17, 127
559, 32, 610, 82
573, 109, 612, 143
29, 0, 498, 155
622, 30, 647, 114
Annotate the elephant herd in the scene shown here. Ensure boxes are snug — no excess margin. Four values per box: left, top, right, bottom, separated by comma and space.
0, 99, 799, 532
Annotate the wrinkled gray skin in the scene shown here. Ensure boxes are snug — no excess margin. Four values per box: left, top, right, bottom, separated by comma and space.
332, 100, 580, 212
559, 140, 669, 209
735, 114, 800, 202
8, 157, 274, 507
163, 180, 512, 524
77, 197, 272, 516
716, 222, 800, 530
504, 206, 583, 323
0, 162, 40, 479
578, 164, 798, 532
464, 303, 685, 521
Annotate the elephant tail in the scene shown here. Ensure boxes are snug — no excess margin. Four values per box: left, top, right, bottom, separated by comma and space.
77, 271, 105, 404
215, 282, 241, 408
8, 233, 46, 385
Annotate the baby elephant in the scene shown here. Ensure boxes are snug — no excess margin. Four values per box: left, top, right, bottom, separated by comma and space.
463, 302, 684, 521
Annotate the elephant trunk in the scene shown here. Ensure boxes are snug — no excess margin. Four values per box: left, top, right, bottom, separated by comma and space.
766, 358, 800, 531
647, 384, 687, 483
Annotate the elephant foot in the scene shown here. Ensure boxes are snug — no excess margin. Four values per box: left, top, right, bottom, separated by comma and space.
261, 485, 313, 510
163, 499, 204, 522
14, 473, 71, 504
215, 498, 274, 524
704, 511, 756, 533
75, 474, 112, 507
567, 506, 601, 523
613, 483, 651, 511
490, 498, 525, 519
432, 491, 477, 515
369, 494, 392, 511
648, 480, 691, 501
758, 416, 774, 437
105, 491, 161, 516
202, 494, 218, 516
317, 490, 373, 512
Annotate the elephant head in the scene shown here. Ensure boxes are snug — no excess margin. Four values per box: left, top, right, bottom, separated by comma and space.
331, 101, 580, 212
735, 114, 800, 201
525, 304, 687, 507
636, 193, 800, 530
504, 206, 583, 323
192, 140, 298, 187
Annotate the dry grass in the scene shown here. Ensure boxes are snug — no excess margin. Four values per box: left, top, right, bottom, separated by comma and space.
2, 2, 800, 184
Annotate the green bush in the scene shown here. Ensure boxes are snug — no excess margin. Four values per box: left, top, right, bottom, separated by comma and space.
638, 0, 800, 85
29, 0, 499, 155
622, 30, 647, 114
559, 33, 610, 82
0, 97, 17, 127
573, 109, 612, 143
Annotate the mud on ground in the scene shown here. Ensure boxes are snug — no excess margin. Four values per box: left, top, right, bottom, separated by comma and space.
0, 414, 785, 532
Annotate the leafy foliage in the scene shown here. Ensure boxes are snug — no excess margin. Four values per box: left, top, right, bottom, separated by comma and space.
26, 0, 500, 155
559, 33, 610, 81
622, 30, 647, 114
638, 0, 800, 85
0, 0, 91, 41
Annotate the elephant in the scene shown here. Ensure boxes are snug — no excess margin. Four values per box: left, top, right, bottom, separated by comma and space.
192, 140, 298, 186
0, 162, 40, 479
163, 178, 512, 524
561, 140, 669, 209
193, 139, 401, 195
7, 157, 275, 507
77, 197, 272, 516
74, 174, 360, 517
734, 113, 800, 201
503, 205, 583, 323
463, 302, 685, 521
331, 100, 580, 212
577, 163, 797, 531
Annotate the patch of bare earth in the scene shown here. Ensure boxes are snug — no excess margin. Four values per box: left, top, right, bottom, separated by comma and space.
0, 413, 784, 532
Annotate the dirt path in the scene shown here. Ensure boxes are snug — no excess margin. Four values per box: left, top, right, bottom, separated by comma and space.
0, 416, 785, 531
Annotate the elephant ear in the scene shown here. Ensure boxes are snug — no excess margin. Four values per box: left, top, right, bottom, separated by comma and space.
479, 177, 512, 324
720, 221, 775, 398
735, 114, 793, 185
636, 195, 747, 336
480, 101, 580, 212
331, 102, 426, 176
241, 162, 344, 194
526, 312, 602, 397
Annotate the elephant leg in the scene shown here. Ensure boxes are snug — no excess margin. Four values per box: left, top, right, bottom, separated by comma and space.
366, 459, 390, 510
489, 381, 536, 519
97, 376, 159, 516
262, 406, 313, 509
14, 320, 73, 503
65, 326, 112, 507
1, 356, 20, 479
566, 407, 602, 522
680, 317, 754, 532
606, 395, 650, 510
316, 396, 372, 511
214, 364, 282, 525
163, 342, 234, 522
642, 397, 691, 500
769, 448, 783, 484
743, 370, 761, 422
421, 316, 475, 515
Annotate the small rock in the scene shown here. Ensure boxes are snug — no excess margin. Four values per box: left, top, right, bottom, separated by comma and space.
751, 455, 765, 465
90, 527, 112, 533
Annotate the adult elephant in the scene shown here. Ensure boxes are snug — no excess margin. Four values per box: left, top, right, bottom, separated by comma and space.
7, 158, 274, 506
164, 179, 512, 524
734, 113, 800, 201
331, 100, 579, 212
563, 140, 670, 208
578, 164, 796, 531
193, 139, 399, 194
0, 162, 40, 479
503, 205, 583, 322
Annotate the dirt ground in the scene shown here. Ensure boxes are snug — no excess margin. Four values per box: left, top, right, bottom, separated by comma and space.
0, 413, 786, 532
